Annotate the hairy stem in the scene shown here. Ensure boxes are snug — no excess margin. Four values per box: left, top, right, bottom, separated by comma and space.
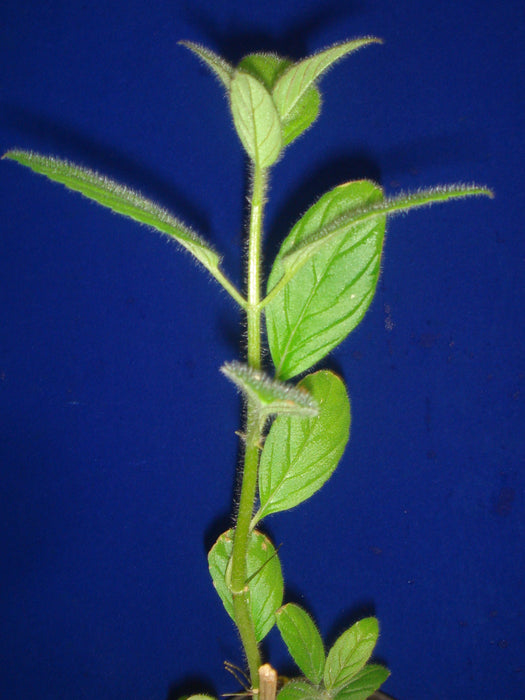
230, 162, 268, 687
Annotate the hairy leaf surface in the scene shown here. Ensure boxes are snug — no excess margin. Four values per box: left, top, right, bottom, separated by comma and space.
254, 370, 350, 523
238, 53, 290, 90
282, 183, 494, 273
180, 40, 233, 89
3, 150, 221, 273
238, 53, 320, 146
266, 180, 385, 379
324, 617, 379, 691
208, 529, 283, 642
230, 70, 282, 167
221, 361, 318, 418
276, 603, 325, 684
272, 38, 380, 126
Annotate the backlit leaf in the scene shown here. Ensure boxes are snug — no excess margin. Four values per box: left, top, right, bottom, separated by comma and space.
253, 370, 350, 524
208, 529, 283, 642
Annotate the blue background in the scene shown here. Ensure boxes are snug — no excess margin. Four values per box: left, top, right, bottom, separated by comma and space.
1, 2, 523, 699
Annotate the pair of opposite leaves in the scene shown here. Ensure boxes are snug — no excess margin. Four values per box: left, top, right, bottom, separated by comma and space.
3, 39, 491, 383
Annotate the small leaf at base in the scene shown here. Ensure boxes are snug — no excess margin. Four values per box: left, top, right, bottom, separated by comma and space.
277, 680, 323, 700
276, 603, 325, 684
333, 665, 390, 700
324, 617, 379, 691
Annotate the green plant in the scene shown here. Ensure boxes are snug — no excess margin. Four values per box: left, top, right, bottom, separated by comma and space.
3, 36, 492, 700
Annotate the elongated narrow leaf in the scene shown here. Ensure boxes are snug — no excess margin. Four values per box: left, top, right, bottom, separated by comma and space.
276, 603, 325, 684
333, 665, 390, 700
208, 529, 283, 642
277, 680, 323, 700
253, 370, 350, 524
221, 361, 318, 418
283, 183, 494, 272
180, 40, 233, 89
272, 37, 381, 125
266, 180, 385, 380
230, 70, 283, 167
324, 618, 379, 691
3, 150, 221, 273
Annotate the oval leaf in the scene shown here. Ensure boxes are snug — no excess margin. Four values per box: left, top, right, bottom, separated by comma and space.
333, 665, 390, 700
276, 603, 325, 684
265, 180, 385, 380
324, 617, 379, 691
208, 529, 283, 642
254, 370, 350, 523
229, 70, 282, 168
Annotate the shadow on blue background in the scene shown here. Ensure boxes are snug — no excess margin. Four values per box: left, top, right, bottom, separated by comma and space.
1, 2, 523, 699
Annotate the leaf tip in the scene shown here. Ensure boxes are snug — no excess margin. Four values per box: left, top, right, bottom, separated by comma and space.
2, 149, 20, 161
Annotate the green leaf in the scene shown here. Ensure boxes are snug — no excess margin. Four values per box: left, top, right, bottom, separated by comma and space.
272, 37, 381, 126
238, 53, 291, 91
333, 665, 390, 700
276, 603, 325, 684
179, 40, 233, 89
3, 149, 221, 273
253, 370, 350, 524
183, 695, 217, 700
221, 361, 318, 419
265, 180, 493, 380
277, 680, 323, 700
208, 529, 283, 642
266, 180, 385, 380
230, 70, 283, 168
324, 618, 379, 691
238, 52, 320, 147
282, 183, 494, 274
280, 86, 320, 147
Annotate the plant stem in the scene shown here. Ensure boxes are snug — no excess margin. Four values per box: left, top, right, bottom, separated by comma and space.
230, 162, 268, 688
